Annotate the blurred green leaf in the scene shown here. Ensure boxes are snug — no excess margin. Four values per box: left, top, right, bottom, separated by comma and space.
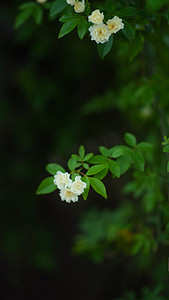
86, 164, 106, 175
124, 132, 137, 147
97, 36, 113, 60
77, 17, 88, 39
36, 177, 57, 194
46, 163, 66, 175
89, 177, 107, 198
50, 0, 67, 17
108, 160, 120, 178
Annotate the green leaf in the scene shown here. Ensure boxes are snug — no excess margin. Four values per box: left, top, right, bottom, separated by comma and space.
59, 14, 79, 22
33, 6, 43, 25
97, 35, 113, 60
89, 177, 107, 199
77, 17, 88, 39
88, 155, 107, 164
117, 154, 131, 175
116, 7, 138, 18
132, 150, 145, 172
84, 153, 93, 161
14, 9, 33, 29
72, 154, 82, 161
68, 157, 81, 171
124, 132, 137, 147
167, 161, 169, 172
82, 176, 90, 200
94, 166, 108, 180
79, 145, 85, 159
129, 33, 144, 61
86, 164, 106, 176
50, 0, 67, 17
137, 142, 153, 151
19, 2, 36, 10
108, 160, 120, 178
36, 177, 57, 195
46, 163, 66, 175
83, 163, 89, 170
106, 0, 115, 13
110, 146, 124, 158
163, 145, 169, 153
58, 20, 78, 38
99, 146, 111, 157
122, 20, 135, 41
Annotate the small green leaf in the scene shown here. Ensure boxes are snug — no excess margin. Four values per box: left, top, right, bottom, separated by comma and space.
167, 161, 169, 172
122, 20, 135, 41
106, 0, 115, 13
116, 7, 138, 18
163, 145, 169, 153
36, 177, 57, 195
86, 164, 106, 176
129, 33, 144, 61
79, 145, 85, 159
46, 163, 66, 175
14, 9, 33, 29
58, 20, 78, 38
50, 0, 67, 17
84, 153, 93, 161
72, 154, 82, 161
83, 163, 89, 170
137, 142, 153, 151
82, 176, 90, 200
33, 6, 43, 25
124, 132, 137, 147
19, 2, 36, 10
117, 154, 131, 175
99, 146, 111, 157
110, 146, 124, 158
68, 157, 81, 171
108, 160, 120, 178
88, 155, 107, 164
77, 17, 88, 39
89, 177, 107, 199
132, 150, 145, 172
97, 35, 113, 60
94, 166, 108, 180
59, 14, 79, 22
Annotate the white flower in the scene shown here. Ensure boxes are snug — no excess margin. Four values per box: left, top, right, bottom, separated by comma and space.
88, 9, 104, 25
74, 1, 85, 13
53, 171, 72, 190
70, 176, 86, 195
89, 23, 111, 44
37, 0, 47, 3
60, 187, 78, 203
107, 16, 124, 34
66, 0, 76, 6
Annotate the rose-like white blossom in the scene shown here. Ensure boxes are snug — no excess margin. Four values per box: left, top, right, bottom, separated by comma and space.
66, 0, 76, 6
74, 1, 85, 13
70, 176, 86, 195
60, 187, 78, 203
37, 0, 47, 3
89, 23, 111, 44
88, 9, 104, 24
107, 16, 124, 34
53, 171, 72, 190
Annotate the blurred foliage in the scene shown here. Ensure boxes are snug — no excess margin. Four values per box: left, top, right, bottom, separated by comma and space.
1, 0, 169, 299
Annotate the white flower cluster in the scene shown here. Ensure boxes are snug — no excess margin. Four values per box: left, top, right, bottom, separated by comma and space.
88, 10, 124, 44
53, 171, 86, 203
66, 0, 85, 13
37, 0, 47, 3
